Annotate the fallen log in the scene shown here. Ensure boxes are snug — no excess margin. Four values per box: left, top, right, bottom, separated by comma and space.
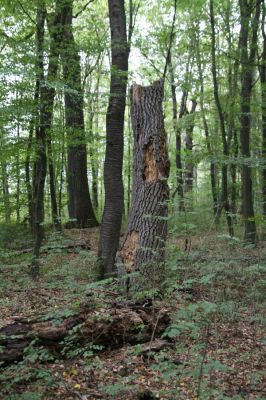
0, 301, 170, 364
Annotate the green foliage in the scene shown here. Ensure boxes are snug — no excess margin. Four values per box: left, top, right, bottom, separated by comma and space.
0, 223, 32, 249
24, 340, 54, 363
58, 316, 105, 360
0, 362, 57, 399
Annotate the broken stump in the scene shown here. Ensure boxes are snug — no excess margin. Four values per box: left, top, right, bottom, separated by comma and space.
117, 79, 170, 288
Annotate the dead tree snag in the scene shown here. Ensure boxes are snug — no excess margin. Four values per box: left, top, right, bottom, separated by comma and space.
117, 79, 170, 288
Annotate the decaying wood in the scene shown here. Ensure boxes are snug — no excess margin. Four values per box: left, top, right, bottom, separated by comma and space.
117, 79, 170, 288
119, 230, 139, 272
135, 339, 174, 356
0, 301, 170, 364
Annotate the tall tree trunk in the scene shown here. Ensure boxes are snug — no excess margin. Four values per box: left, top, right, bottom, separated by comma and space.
58, 142, 65, 220
43, 12, 61, 229
31, 1, 46, 273
239, 0, 260, 242
117, 80, 170, 289
87, 106, 99, 211
26, 74, 41, 232
260, 1, 266, 220
184, 100, 197, 195
195, 24, 217, 215
1, 162, 11, 223
60, 0, 97, 228
25, 120, 34, 230
16, 115, 20, 223
225, 6, 241, 220
98, 0, 129, 277
47, 136, 59, 227
127, 102, 132, 216
210, 0, 234, 237
231, 129, 239, 218
169, 56, 185, 211
32, 0, 66, 270
88, 69, 101, 212
58, 91, 65, 220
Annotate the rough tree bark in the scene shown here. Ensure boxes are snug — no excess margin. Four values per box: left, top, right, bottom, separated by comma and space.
117, 80, 170, 289
239, 0, 260, 242
60, 0, 98, 228
98, 0, 129, 277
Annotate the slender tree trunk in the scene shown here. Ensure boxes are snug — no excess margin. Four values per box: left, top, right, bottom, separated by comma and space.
1, 162, 11, 223
32, 0, 66, 270
31, 1, 46, 273
16, 115, 20, 223
225, 6, 241, 220
87, 70, 101, 212
169, 56, 185, 211
25, 120, 34, 230
42, 14, 60, 228
47, 137, 60, 227
231, 129, 239, 218
195, 25, 217, 215
98, 0, 129, 277
26, 75, 40, 232
87, 107, 98, 211
58, 143, 65, 220
260, 2, 266, 219
117, 80, 170, 289
60, 0, 97, 228
127, 102, 132, 216
210, 0, 233, 237
184, 100, 197, 195
58, 91, 65, 219
239, 0, 260, 242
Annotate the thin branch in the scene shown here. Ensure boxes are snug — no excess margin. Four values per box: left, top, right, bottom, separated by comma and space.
0, 28, 35, 44
73, 0, 95, 18
17, 0, 35, 24
163, 0, 177, 78
0, 43, 6, 52
128, 0, 141, 53
249, 0, 264, 13
140, 48, 168, 80
203, 41, 263, 68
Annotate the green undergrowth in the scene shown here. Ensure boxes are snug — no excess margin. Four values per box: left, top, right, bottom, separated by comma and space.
0, 227, 99, 324
0, 215, 265, 399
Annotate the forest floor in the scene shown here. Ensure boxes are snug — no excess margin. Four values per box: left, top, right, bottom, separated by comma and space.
0, 225, 265, 400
